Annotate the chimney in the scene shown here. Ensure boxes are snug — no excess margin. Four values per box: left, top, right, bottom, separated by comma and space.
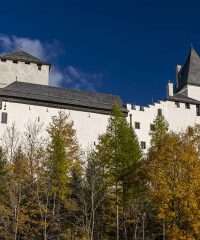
176, 65, 181, 89
167, 81, 174, 97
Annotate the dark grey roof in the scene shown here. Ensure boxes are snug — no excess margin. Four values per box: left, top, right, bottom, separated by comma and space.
167, 93, 200, 105
176, 48, 200, 92
0, 50, 50, 66
0, 81, 127, 114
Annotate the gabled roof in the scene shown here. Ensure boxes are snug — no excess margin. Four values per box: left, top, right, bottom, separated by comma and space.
176, 48, 200, 92
0, 50, 50, 66
167, 92, 200, 105
0, 81, 127, 115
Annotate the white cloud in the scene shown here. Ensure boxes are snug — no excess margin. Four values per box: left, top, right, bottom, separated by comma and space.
64, 66, 102, 91
0, 34, 60, 60
0, 34, 102, 91
49, 66, 64, 87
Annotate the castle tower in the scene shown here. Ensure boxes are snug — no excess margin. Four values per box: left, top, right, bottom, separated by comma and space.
0, 50, 50, 88
175, 47, 200, 100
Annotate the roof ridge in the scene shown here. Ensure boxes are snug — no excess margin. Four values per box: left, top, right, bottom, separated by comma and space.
0, 81, 127, 114
0, 50, 50, 66
6, 81, 120, 99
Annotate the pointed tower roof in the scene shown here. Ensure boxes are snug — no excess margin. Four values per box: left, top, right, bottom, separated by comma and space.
0, 50, 50, 66
176, 47, 200, 92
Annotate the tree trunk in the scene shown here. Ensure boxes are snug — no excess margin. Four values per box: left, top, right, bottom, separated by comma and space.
90, 181, 95, 240
163, 219, 166, 240
122, 184, 127, 240
116, 182, 119, 240
142, 213, 146, 240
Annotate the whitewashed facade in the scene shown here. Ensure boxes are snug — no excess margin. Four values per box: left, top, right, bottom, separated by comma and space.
127, 48, 200, 151
0, 48, 200, 152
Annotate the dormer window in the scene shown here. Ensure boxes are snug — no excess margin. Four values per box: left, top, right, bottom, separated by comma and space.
37, 64, 42, 70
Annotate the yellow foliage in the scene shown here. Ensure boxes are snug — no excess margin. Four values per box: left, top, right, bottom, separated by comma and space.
147, 125, 200, 239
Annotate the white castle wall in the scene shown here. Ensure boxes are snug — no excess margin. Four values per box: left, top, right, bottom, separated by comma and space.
127, 100, 200, 151
187, 85, 200, 101
1, 52, 200, 153
0, 101, 109, 152
1, 97, 200, 154
0, 60, 49, 87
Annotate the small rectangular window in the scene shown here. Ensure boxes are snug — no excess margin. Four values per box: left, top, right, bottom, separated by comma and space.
1, 59, 6, 62
141, 141, 146, 149
135, 122, 140, 129
129, 114, 132, 128
13, 60, 18, 64
196, 105, 200, 116
185, 103, 190, 109
158, 108, 162, 116
175, 102, 180, 108
37, 64, 42, 70
140, 106, 144, 111
131, 104, 136, 110
25, 62, 30, 65
150, 124, 155, 131
1, 112, 7, 124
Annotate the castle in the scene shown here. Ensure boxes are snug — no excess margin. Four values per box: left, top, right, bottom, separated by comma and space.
0, 48, 199, 151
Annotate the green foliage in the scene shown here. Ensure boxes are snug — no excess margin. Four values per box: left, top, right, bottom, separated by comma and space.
47, 111, 81, 199
97, 103, 142, 184
150, 113, 169, 146
95, 103, 143, 238
1, 107, 200, 239
49, 133, 69, 198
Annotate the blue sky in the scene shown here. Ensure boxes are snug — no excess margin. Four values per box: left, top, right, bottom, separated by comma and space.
0, 0, 199, 105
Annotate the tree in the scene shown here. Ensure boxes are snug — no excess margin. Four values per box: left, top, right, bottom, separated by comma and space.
69, 151, 109, 240
150, 112, 169, 147
0, 147, 10, 240
45, 111, 82, 239
147, 124, 200, 239
96, 103, 142, 240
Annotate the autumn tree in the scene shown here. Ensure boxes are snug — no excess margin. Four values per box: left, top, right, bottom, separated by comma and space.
147, 123, 200, 239
45, 111, 82, 239
0, 147, 11, 240
69, 151, 109, 240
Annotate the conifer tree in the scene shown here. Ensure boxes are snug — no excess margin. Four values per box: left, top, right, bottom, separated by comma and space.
150, 112, 169, 146
46, 111, 82, 239
96, 103, 142, 239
